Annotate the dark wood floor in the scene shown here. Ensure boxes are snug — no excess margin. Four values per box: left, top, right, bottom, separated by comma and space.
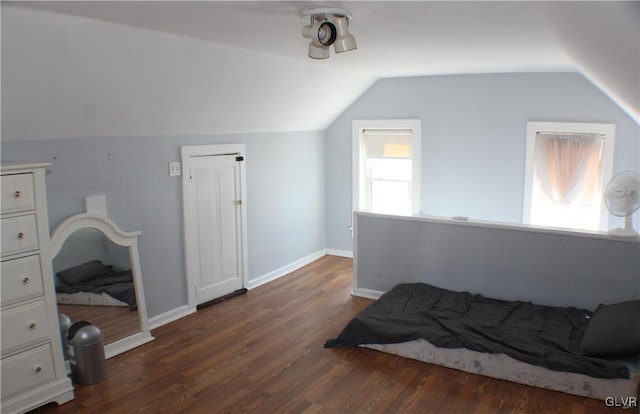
57, 303, 140, 345
32, 255, 625, 414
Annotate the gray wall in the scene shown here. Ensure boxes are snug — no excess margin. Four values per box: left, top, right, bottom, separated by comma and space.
325, 72, 640, 252
3, 71, 639, 318
1, 131, 326, 318
355, 213, 640, 310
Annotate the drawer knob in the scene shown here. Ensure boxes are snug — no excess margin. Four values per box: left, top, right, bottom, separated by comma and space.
29, 323, 36, 330
22, 277, 31, 284
34, 365, 43, 373
14, 190, 21, 198
17, 232, 25, 240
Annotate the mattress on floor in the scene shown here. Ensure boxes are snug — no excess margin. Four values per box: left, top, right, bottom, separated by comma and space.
326, 282, 630, 379
363, 338, 639, 400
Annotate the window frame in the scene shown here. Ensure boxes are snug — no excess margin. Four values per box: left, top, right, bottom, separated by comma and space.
352, 119, 422, 216
522, 121, 616, 231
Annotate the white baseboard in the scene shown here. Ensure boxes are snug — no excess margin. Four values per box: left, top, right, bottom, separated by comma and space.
352, 287, 383, 300
148, 305, 194, 330
148, 249, 350, 329
326, 248, 353, 258
248, 249, 327, 290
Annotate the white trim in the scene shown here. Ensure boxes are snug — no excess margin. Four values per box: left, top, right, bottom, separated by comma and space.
351, 288, 383, 300
522, 121, 616, 231
325, 248, 353, 258
355, 211, 639, 243
352, 210, 360, 296
352, 119, 422, 217
181, 144, 249, 311
148, 250, 328, 329
247, 249, 326, 290
50, 213, 141, 256
148, 305, 194, 330
1, 162, 52, 172
104, 332, 155, 359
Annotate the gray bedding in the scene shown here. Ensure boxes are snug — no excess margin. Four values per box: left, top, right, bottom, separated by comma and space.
56, 270, 137, 310
325, 283, 629, 379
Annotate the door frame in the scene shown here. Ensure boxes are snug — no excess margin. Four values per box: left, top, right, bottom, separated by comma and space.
181, 143, 249, 311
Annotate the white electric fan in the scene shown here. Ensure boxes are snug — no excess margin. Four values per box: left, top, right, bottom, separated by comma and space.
604, 170, 640, 236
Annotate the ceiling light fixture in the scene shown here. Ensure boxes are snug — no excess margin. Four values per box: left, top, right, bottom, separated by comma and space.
302, 8, 357, 59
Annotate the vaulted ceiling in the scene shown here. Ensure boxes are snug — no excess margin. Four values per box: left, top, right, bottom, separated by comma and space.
2, 1, 638, 140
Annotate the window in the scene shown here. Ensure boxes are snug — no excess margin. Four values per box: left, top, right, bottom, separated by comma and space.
353, 120, 421, 215
523, 122, 615, 231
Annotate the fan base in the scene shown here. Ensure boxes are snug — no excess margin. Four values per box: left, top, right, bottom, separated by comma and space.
607, 227, 639, 237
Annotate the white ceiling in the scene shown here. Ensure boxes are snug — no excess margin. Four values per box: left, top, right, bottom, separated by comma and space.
10, 1, 579, 75
2, 1, 638, 140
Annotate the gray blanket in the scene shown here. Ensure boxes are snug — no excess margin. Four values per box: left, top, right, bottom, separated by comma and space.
325, 283, 629, 379
56, 270, 137, 310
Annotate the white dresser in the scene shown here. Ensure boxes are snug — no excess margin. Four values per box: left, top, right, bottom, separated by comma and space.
1, 163, 74, 413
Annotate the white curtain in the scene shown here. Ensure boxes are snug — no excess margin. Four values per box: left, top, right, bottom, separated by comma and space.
534, 133, 603, 205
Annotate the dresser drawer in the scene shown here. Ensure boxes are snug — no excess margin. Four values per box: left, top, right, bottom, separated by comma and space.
1, 301, 51, 355
1, 343, 55, 400
1, 173, 35, 214
1, 214, 39, 257
1, 255, 44, 307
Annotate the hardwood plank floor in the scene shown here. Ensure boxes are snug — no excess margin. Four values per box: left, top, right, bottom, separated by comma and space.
57, 303, 140, 345
31, 255, 626, 414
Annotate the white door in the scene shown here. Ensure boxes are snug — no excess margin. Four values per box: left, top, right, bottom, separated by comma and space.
181, 144, 248, 308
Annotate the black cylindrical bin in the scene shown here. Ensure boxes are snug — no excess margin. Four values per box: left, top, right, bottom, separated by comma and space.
67, 321, 107, 385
